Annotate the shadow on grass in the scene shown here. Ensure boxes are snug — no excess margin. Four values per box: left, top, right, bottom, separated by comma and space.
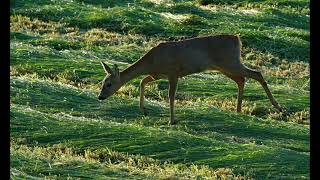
10, 32, 39, 41
11, 105, 309, 179
10, 77, 166, 121
10, 77, 309, 153
11, 0, 309, 62
76, 0, 155, 8
177, 108, 308, 149
197, 0, 309, 10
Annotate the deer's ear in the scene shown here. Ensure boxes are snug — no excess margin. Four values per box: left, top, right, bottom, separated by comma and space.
101, 61, 112, 74
113, 64, 120, 77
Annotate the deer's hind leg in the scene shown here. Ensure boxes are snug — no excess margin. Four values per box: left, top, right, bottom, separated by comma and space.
242, 68, 282, 112
223, 65, 282, 112
223, 72, 245, 113
140, 75, 160, 115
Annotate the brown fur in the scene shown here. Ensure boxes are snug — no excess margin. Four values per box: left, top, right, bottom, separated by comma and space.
98, 35, 282, 124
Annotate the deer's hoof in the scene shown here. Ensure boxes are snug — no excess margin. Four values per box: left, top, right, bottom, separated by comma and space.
169, 119, 178, 125
277, 106, 284, 112
140, 107, 148, 116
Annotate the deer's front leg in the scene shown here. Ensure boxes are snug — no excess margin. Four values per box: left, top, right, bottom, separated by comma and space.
222, 73, 245, 113
139, 75, 156, 115
168, 76, 178, 125
236, 78, 245, 113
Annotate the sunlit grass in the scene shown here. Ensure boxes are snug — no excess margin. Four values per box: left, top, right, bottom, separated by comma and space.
11, 101, 309, 178
10, 0, 309, 178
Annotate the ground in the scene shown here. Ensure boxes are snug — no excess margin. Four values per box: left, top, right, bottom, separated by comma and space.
10, 0, 309, 179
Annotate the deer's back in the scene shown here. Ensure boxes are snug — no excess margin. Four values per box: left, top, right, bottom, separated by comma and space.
147, 35, 242, 77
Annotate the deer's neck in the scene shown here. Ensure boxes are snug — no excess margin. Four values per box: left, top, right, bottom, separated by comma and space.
120, 59, 149, 85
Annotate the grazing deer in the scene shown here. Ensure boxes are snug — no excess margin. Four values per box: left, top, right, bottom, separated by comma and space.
98, 35, 282, 124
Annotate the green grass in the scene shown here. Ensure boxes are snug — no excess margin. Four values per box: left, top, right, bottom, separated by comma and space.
10, 0, 309, 179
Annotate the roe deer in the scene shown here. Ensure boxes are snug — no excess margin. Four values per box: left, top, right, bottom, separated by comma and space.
98, 35, 282, 124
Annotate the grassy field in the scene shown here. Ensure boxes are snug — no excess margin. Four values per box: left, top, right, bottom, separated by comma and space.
10, 0, 309, 179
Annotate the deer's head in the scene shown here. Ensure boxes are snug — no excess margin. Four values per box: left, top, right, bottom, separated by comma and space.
98, 62, 121, 100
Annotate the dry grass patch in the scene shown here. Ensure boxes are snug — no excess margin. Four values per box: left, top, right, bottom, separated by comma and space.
263, 61, 309, 79
241, 47, 309, 79
10, 15, 76, 34
267, 109, 309, 125
11, 140, 245, 179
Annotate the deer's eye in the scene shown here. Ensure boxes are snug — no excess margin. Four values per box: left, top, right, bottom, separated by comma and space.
106, 83, 112, 87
